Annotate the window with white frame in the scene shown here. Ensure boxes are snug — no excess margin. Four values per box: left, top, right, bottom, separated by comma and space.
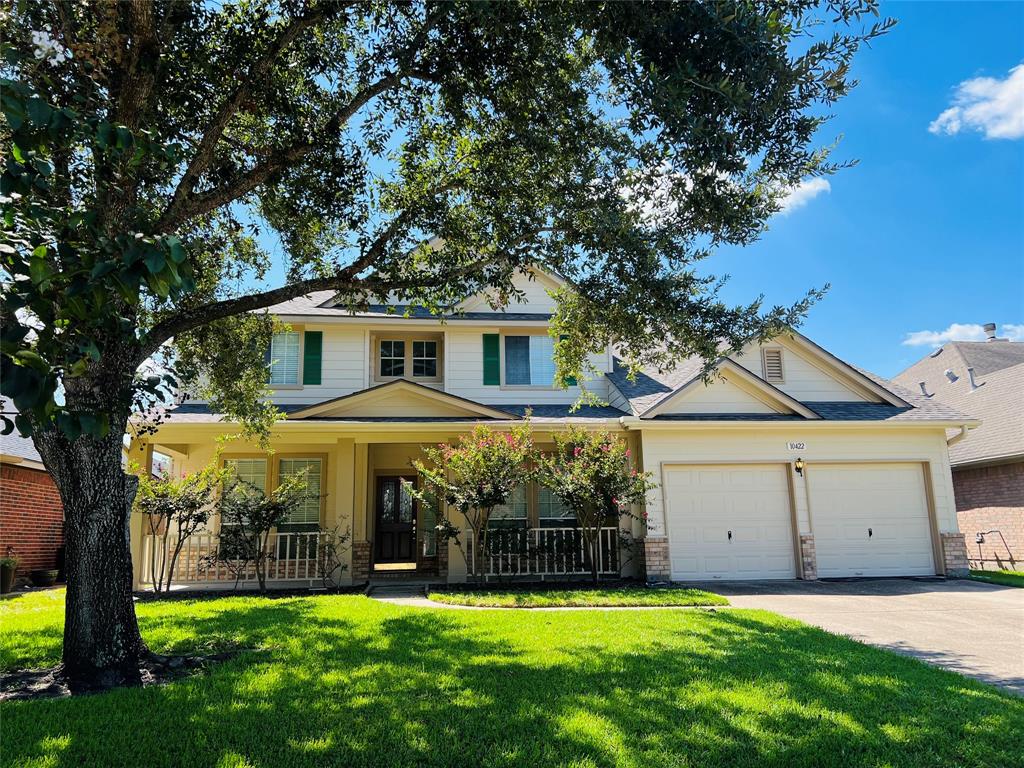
278, 458, 322, 527
412, 340, 438, 377
379, 340, 405, 377
504, 334, 556, 386
490, 484, 528, 525
538, 486, 573, 524
268, 332, 300, 385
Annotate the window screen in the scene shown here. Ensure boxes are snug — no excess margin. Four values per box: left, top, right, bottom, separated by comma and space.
504, 335, 555, 386
224, 458, 267, 492
269, 332, 300, 385
278, 458, 322, 525
538, 486, 573, 523
491, 484, 528, 523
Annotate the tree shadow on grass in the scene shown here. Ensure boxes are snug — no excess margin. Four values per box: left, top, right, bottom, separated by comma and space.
2, 599, 1022, 768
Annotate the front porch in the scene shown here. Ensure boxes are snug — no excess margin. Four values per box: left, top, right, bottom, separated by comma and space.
132, 433, 638, 591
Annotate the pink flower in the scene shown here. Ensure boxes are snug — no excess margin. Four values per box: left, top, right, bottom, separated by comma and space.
624, 449, 631, 458
601, 444, 610, 452
573, 446, 582, 457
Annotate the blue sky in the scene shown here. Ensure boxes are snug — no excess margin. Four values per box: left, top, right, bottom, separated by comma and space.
710, 1, 1024, 377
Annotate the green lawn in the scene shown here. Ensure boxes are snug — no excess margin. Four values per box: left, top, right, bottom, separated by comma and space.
970, 569, 1024, 588
2, 590, 1021, 768
428, 587, 728, 608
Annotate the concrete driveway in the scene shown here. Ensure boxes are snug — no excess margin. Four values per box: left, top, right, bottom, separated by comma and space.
700, 578, 1024, 695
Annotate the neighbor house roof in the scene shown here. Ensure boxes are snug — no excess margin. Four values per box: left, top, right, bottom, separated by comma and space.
894, 342, 1024, 467
0, 398, 45, 469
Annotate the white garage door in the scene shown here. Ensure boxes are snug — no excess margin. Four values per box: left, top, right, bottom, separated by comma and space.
665, 464, 796, 580
809, 464, 935, 578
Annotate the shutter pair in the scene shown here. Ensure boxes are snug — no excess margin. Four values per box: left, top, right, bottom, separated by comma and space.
263, 331, 323, 385
481, 334, 576, 386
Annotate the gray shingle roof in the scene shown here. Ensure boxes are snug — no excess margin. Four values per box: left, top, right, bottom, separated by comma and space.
159, 402, 625, 424
0, 399, 43, 464
893, 342, 1023, 465
606, 354, 972, 424
264, 292, 549, 321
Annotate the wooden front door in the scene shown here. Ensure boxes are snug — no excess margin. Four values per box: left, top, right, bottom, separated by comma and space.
375, 476, 417, 563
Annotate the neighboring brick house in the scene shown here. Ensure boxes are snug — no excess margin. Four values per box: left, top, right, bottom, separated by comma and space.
894, 326, 1024, 572
0, 409, 65, 582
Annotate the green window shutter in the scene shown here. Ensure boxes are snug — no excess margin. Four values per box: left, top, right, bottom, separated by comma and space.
559, 335, 577, 386
302, 331, 322, 385
482, 334, 500, 385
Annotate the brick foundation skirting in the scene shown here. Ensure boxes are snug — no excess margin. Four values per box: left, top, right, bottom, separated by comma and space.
798, 533, 817, 580
351, 541, 371, 583
641, 538, 670, 582
940, 532, 969, 578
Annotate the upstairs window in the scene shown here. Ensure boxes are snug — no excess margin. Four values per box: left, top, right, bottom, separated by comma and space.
412, 340, 438, 377
762, 348, 785, 384
268, 332, 300, 385
379, 340, 405, 377
504, 335, 556, 386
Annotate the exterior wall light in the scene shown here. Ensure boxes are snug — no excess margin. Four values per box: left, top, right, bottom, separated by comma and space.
794, 457, 805, 476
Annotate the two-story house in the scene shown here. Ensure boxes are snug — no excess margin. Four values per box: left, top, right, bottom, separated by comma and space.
129, 268, 976, 588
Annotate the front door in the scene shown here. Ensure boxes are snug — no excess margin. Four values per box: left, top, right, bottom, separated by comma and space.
375, 476, 417, 564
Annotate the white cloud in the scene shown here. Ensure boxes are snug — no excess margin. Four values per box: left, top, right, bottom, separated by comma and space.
928, 64, 1024, 139
902, 322, 1024, 347
778, 178, 830, 214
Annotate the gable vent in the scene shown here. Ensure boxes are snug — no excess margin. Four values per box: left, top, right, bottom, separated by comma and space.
762, 348, 785, 384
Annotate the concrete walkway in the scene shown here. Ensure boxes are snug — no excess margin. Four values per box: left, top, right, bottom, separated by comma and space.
699, 578, 1024, 695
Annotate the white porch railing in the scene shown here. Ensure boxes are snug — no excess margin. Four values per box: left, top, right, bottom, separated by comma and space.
141, 532, 322, 588
466, 527, 620, 578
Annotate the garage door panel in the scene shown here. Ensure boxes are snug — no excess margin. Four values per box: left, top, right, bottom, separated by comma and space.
810, 463, 935, 578
665, 464, 796, 581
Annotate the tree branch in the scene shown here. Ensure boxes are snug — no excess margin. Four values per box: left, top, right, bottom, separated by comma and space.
159, 3, 338, 230
153, 6, 444, 234
140, 204, 421, 358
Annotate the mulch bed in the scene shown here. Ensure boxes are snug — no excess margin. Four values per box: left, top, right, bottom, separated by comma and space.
0, 649, 249, 702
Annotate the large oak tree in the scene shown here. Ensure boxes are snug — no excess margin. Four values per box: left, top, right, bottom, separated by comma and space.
0, 0, 892, 688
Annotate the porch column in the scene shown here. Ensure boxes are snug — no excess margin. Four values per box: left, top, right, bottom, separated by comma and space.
351, 443, 370, 582
128, 440, 154, 591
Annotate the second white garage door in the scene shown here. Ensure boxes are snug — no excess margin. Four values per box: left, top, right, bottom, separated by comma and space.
809, 463, 936, 578
664, 464, 796, 580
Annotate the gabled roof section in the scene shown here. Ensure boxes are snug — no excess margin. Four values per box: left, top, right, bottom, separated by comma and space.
456, 266, 566, 313
286, 380, 519, 421
776, 332, 910, 407
642, 359, 822, 420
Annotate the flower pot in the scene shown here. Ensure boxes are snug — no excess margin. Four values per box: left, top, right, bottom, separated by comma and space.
0, 564, 15, 594
29, 569, 58, 588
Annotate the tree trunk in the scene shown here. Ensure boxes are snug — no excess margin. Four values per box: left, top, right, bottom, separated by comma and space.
32, 404, 147, 691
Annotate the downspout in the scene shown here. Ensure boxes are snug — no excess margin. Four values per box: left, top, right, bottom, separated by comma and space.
946, 425, 970, 448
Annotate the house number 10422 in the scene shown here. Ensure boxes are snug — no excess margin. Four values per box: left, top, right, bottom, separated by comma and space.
786, 441, 806, 451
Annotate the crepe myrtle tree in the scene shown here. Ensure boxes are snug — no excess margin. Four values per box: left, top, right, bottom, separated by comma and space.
536, 427, 655, 584
413, 423, 534, 581
132, 454, 227, 594
0, 1, 892, 686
